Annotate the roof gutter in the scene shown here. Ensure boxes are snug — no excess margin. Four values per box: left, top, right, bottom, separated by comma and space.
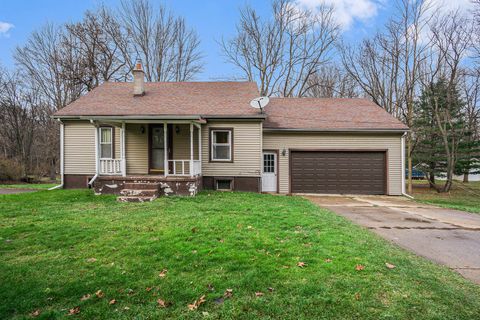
262, 128, 409, 133
53, 114, 266, 121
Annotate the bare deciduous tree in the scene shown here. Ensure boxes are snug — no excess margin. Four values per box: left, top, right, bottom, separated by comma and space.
61, 8, 128, 91
340, 0, 430, 194
418, 10, 474, 192
221, 0, 340, 97
118, 0, 202, 82
303, 65, 361, 98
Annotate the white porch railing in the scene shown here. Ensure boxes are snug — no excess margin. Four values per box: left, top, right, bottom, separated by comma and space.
192, 160, 201, 176
167, 159, 202, 176
100, 159, 123, 175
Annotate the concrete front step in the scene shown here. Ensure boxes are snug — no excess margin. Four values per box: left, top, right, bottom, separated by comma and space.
117, 195, 157, 202
123, 182, 160, 190
120, 189, 157, 197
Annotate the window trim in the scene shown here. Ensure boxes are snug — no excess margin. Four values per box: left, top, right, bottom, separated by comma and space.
99, 126, 114, 159
215, 179, 233, 191
209, 127, 234, 163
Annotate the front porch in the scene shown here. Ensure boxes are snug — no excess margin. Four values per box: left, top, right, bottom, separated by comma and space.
93, 175, 202, 201
89, 120, 203, 198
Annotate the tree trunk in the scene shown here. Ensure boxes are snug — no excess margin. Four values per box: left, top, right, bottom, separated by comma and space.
463, 173, 469, 183
49, 158, 57, 181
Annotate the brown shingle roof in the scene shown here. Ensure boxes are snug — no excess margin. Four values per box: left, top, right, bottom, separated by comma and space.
263, 98, 408, 131
54, 81, 407, 131
54, 81, 262, 117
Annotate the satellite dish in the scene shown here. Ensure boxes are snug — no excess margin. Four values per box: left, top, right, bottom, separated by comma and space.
250, 96, 269, 113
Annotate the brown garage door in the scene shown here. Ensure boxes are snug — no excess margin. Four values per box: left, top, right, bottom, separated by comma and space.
290, 151, 386, 195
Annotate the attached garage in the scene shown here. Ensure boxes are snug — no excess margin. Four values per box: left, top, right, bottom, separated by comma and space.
290, 150, 386, 195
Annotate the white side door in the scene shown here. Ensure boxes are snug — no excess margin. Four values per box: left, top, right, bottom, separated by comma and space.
262, 151, 277, 192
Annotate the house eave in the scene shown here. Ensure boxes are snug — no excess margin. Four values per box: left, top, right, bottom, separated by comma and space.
262, 127, 409, 133
53, 114, 266, 122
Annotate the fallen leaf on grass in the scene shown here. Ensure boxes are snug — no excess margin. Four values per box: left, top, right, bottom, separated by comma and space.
30, 309, 41, 317
67, 306, 80, 315
157, 299, 167, 308
80, 294, 91, 301
268, 287, 274, 292
385, 262, 396, 269
355, 292, 361, 301
255, 292, 264, 297
146, 287, 153, 292
297, 261, 307, 268
325, 258, 332, 263
109, 299, 116, 305
355, 264, 365, 271
95, 290, 104, 298
207, 283, 215, 292
188, 295, 206, 311
159, 269, 168, 278
223, 288, 233, 298
86, 258, 97, 263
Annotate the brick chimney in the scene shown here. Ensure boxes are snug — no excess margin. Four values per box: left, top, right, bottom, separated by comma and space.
133, 59, 145, 96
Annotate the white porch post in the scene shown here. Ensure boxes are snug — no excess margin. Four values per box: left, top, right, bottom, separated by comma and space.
164, 123, 168, 176
60, 121, 64, 185
121, 122, 126, 177
93, 122, 99, 175
190, 122, 194, 177
198, 125, 202, 164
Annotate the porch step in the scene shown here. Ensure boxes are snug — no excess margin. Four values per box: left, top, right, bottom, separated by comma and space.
123, 182, 159, 190
120, 189, 157, 197
117, 181, 160, 202
117, 195, 158, 202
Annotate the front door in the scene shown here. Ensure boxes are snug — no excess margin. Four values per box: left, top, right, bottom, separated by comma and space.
262, 151, 277, 192
149, 125, 165, 174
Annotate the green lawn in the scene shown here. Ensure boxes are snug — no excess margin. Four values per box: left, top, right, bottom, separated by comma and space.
0, 183, 57, 190
412, 181, 480, 213
1, 190, 479, 319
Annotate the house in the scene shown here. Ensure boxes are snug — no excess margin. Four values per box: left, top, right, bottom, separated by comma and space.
53, 61, 408, 201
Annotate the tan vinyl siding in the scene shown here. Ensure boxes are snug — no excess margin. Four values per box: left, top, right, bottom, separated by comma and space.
125, 124, 148, 174
202, 121, 262, 177
114, 126, 121, 159
64, 121, 96, 175
172, 124, 199, 160
262, 132, 403, 195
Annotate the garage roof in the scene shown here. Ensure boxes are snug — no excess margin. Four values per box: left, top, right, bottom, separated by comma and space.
263, 98, 408, 131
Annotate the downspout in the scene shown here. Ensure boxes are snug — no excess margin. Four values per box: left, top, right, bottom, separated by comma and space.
49, 120, 64, 190
88, 119, 99, 187
401, 132, 414, 199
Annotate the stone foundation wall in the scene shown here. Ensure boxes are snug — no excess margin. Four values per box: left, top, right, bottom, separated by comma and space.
93, 176, 202, 197
158, 177, 202, 197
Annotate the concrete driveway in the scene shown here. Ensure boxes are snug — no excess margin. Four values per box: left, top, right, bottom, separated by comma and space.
305, 195, 480, 284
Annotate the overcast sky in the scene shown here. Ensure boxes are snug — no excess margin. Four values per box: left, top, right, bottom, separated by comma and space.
0, 0, 474, 80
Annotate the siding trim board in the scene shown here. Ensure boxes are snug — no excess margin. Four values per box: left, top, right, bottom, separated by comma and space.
262, 149, 280, 194
208, 127, 234, 163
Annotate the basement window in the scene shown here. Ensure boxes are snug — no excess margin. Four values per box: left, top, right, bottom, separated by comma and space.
216, 179, 233, 191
